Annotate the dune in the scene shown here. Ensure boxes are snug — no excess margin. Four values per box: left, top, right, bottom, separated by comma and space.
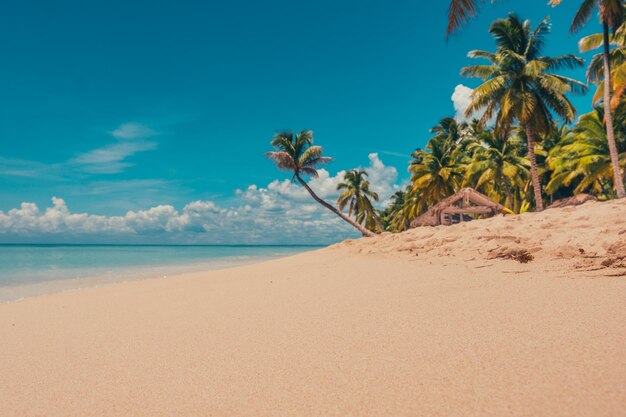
1, 199, 625, 416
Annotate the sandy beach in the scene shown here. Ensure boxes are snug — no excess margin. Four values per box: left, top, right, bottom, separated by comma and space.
1, 199, 626, 417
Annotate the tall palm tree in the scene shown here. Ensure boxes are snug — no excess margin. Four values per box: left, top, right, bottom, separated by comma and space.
336, 169, 381, 232
461, 14, 587, 211
266, 130, 374, 237
570, 0, 626, 198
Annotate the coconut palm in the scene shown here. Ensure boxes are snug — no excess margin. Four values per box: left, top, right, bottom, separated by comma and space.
266, 130, 374, 237
430, 117, 467, 143
570, 0, 626, 198
380, 190, 408, 232
547, 107, 626, 197
381, 187, 425, 232
336, 169, 382, 232
579, 24, 626, 109
409, 134, 464, 207
464, 130, 530, 210
447, 0, 496, 37
461, 14, 587, 211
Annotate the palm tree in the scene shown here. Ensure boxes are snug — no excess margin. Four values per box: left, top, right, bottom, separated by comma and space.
409, 134, 464, 207
461, 14, 587, 211
447, 0, 494, 37
266, 130, 374, 237
579, 24, 626, 109
570, 0, 626, 198
380, 190, 408, 232
430, 117, 467, 142
465, 130, 530, 210
547, 107, 626, 197
336, 169, 381, 232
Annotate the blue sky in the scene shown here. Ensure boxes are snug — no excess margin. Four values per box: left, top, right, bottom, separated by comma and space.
0, 0, 602, 244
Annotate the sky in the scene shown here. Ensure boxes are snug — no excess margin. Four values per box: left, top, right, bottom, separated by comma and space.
0, 0, 602, 244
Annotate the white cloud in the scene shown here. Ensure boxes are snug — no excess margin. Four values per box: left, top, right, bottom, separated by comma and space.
452, 84, 475, 122
111, 123, 158, 140
0, 155, 403, 244
1, 122, 160, 178
0, 156, 65, 180
72, 123, 158, 174
72, 141, 157, 174
365, 153, 400, 205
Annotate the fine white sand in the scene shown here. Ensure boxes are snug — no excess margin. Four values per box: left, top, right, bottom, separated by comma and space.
1, 199, 625, 416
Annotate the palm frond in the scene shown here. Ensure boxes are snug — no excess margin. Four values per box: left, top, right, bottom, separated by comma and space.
570, 0, 597, 33
447, 0, 488, 38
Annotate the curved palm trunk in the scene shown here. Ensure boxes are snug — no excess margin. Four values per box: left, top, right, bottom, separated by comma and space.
296, 175, 375, 237
602, 22, 626, 199
524, 127, 544, 212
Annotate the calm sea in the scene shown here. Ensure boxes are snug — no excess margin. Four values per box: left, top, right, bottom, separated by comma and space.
0, 244, 322, 302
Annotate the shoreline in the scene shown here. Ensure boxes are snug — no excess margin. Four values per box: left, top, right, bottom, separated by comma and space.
0, 248, 320, 304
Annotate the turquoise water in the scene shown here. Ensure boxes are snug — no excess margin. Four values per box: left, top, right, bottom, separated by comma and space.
0, 244, 322, 302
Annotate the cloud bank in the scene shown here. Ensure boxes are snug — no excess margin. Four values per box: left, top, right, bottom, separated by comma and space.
0, 154, 400, 244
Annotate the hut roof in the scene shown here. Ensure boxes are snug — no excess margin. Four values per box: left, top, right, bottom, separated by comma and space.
410, 188, 507, 228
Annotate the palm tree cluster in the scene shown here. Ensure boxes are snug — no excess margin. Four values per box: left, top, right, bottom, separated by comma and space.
380, 11, 626, 233
266, 4, 626, 237
448, 0, 626, 198
382, 105, 626, 232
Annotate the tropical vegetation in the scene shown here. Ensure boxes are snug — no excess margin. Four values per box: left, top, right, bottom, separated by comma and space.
461, 14, 587, 210
266, 130, 375, 237
448, 0, 626, 198
267, 8, 626, 235
336, 169, 382, 232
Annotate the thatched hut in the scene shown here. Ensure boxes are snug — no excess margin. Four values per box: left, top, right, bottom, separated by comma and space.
411, 188, 507, 227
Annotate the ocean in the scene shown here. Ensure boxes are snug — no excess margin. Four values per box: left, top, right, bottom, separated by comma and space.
0, 244, 322, 302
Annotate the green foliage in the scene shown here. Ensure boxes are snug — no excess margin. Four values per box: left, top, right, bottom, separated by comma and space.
464, 130, 530, 209
409, 118, 466, 207
462, 14, 586, 137
336, 169, 381, 232
461, 14, 586, 211
266, 130, 332, 180
547, 107, 626, 198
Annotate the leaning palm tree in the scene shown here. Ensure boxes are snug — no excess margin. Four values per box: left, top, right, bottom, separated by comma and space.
266, 130, 374, 237
570, 0, 626, 198
336, 169, 381, 232
461, 14, 587, 211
